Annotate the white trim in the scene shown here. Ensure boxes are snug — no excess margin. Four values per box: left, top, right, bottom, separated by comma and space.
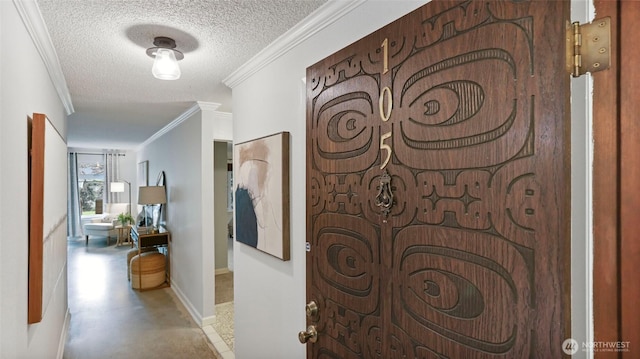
56, 308, 71, 359
12, 0, 74, 115
201, 314, 215, 327
585, 8, 595, 359
585, 6, 595, 352
570, 1, 595, 357
223, 0, 366, 88
171, 281, 216, 327
137, 101, 221, 151
585, 76, 594, 359
0, 3, 3, 353
171, 281, 208, 326
197, 101, 222, 112
215, 268, 230, 275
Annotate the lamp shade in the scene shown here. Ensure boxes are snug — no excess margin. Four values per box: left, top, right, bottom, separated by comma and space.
138, 186, 167, 205
152, 48, 181, 80
110, 182, 125, 193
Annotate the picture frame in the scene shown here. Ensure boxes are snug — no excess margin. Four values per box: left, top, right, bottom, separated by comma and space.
234, 131, 290, 260
138, 160, 148, 187
28, 113, 67, 324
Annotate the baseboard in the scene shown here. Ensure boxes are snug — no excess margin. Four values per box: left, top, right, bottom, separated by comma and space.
171, 280, 218, 327
201, 314, 216, 327
56, 307, 71, 359
171, 282, 205, 326
215, 268, 230, 275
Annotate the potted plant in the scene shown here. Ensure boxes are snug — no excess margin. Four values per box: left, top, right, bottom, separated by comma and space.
117, 212, 134, 227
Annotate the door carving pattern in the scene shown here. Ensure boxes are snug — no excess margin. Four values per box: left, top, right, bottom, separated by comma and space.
306, 1, 567, 358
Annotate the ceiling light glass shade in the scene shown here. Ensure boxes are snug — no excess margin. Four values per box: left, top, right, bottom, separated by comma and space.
152, 48, 181, 80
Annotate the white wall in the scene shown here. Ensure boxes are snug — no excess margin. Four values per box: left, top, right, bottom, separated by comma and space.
137, 103, 232, 326
1, 1, 68, 357
229, 0, 593, 358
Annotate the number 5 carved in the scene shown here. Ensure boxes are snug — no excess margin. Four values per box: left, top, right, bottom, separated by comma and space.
380, 131, 392, 169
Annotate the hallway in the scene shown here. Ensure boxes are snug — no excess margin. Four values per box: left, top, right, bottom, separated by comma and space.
64, 237, 221, 359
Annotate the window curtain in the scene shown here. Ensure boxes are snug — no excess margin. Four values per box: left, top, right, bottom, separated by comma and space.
67, 153, 83, 238
105, 153, 121, 203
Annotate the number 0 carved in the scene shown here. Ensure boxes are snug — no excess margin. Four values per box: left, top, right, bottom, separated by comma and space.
379, 87, 392, 122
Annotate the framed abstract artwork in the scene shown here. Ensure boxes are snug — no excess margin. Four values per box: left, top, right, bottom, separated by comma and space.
234, 132, 290, 260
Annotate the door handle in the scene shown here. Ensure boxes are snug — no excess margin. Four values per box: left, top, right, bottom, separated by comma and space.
305, 301, 318, 317
298, 325, 318, 344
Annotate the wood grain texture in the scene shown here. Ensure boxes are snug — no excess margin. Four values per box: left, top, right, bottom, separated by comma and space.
592, 1, 620, 356
306, 1, 569, 357
619, 1, 640, 357
28, 114, 45, 324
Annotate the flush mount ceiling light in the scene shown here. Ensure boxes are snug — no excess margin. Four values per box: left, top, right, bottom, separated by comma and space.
146, 36, 184, 80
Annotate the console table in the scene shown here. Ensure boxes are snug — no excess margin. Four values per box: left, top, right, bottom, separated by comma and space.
130, 226, 171, 290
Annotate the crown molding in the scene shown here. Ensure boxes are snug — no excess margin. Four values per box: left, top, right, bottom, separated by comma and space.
196, 101, 222, 112
223, 0, 366, 88
137, 102, 221, 151
13, 0, 74, 115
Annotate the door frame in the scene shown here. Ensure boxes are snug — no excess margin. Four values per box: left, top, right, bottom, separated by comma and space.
593, 1, 640, 357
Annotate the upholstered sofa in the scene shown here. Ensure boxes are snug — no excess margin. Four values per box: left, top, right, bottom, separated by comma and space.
81, 203, 130, 246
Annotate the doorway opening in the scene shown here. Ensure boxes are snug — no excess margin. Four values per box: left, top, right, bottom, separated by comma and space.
212, 141, 234, 353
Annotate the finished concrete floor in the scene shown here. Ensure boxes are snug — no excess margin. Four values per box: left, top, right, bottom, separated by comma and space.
64, 237, 221, 359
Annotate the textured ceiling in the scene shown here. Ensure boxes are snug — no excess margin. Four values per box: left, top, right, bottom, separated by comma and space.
37, 0, 327, 150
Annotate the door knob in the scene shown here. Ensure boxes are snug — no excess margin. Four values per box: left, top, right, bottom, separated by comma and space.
305, 301, 318, 317
298, 325, 318, 344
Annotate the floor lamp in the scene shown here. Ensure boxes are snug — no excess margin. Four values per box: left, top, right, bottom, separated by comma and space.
138, 186, 167, 232
110, 180, 131, 217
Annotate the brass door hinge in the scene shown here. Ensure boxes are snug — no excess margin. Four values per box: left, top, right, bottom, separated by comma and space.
567, 17, 611, 77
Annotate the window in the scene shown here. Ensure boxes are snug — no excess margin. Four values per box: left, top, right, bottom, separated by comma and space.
77, 154, 105, 214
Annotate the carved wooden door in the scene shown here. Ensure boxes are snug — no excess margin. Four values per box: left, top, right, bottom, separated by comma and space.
305, 1, 569, 358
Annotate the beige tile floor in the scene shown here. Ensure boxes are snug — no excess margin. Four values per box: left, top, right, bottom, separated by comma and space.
64, 237, 223, 359
208, 271, 234, 357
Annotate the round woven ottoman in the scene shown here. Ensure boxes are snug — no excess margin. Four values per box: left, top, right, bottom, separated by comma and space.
130, 252, 166, 289
127, 247, 158, 280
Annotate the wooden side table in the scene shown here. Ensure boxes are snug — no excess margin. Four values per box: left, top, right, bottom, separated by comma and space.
115, 225, 132, 247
